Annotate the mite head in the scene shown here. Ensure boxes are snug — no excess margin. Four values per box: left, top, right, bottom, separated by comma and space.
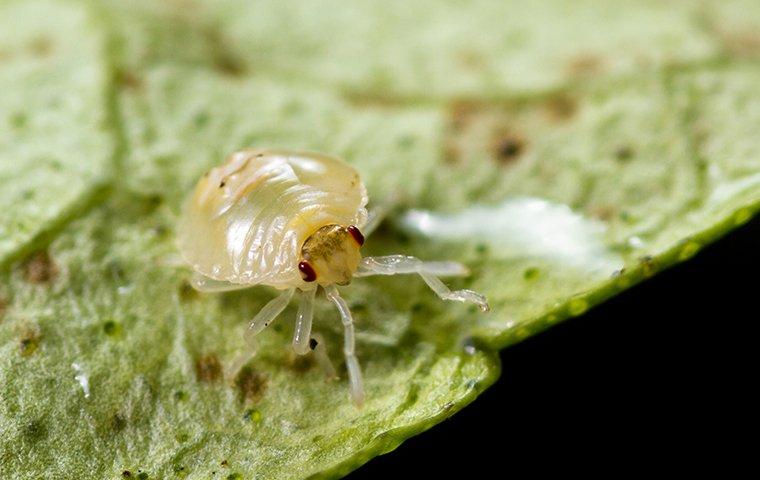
299, 224, 364, 286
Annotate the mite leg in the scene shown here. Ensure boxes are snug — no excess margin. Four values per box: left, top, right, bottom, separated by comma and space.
243, 288, 295, 341
190, 272, 252, 293
227, 288, 295, 378
292, 288, 316, 355
356, 255, 489, 312
324, 285, 365, 406
309, 333, 338, 381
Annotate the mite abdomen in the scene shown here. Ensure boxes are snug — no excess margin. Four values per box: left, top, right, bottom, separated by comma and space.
177, 149, 368, 289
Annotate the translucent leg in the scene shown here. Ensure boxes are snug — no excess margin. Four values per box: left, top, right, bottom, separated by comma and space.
292, 288, 316, 355
324, 285, 364, 406
190, 272, 252, 293
227, 288, 294, 379
243, 288, 295, 342
356, 255, 490, 312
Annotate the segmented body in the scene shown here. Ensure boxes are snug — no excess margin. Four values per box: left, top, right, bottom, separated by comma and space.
177, 149, 368, 289
178, 148, 488, 406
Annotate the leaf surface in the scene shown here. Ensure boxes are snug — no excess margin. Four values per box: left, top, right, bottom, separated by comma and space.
1, 1, 760, 479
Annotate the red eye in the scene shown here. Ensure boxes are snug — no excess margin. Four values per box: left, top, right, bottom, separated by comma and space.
347, 225, 364, 246
298, 261, 317, 282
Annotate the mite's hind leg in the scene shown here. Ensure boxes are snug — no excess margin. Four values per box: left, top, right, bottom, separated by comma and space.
324, 285, 364, 406
227, 288, 295, 378
356, 255, 489, 312
190, 273, 252, 293
292, 288, 316, 355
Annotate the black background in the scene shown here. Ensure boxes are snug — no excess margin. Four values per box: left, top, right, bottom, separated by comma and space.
347, 216, 758, 477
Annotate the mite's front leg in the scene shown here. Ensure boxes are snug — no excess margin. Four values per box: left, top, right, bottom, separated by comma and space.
292, 288, 316, 355
227, 288, 295, 378
356, 255, 489, 311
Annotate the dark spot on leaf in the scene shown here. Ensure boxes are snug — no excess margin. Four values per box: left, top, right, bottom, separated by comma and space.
28, 36, 52, 56
137, 473, 149, 480
235, 365, 268, 404
442, 143, 461, 165
215, 53, 246, 76
523, 267, 540, 280
23, 250, 58, 284
227, 473, 243, 480
173, 465, 186, 473
111, 413, 127, 432
122, 470, 132, 477
567, 53, 605, 77
639, 255, 657, 277
19, 325, 41, 357
103, 320, 122, 337
195, 353, 222, 382
448, 100, 478, 132
174, 390, 188, 402
22, 419, 48, 444
287, 352, 314, 374
179, 281, 199, 302
144, 193, 164, 210
589, 205, 616, 221
492, 133, 526, 164
411, 302, 425, 313
456, 49, 485, 70
309, 338, 318, 350
205, 28, 246, 76
544, 94, 578, 121
221, 460, 229, 467
116, 69, 143, 90
343, 90, 400, 108
615, 145, 635, 161
719, 29, 760, 58
219, 181, 226, 188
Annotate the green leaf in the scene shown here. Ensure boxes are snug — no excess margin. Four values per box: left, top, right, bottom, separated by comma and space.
2, 1, 760, 479
0, 0, 113, 267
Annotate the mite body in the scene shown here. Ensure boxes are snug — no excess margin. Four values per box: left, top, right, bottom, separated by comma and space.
178, 148, 488, 405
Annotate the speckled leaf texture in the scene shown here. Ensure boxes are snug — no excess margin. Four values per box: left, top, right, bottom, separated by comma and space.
1, 0, 759, 478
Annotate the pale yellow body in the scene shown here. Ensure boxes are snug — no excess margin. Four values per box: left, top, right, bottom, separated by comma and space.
178, 148, 487, 406
177, 149, 368, 290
